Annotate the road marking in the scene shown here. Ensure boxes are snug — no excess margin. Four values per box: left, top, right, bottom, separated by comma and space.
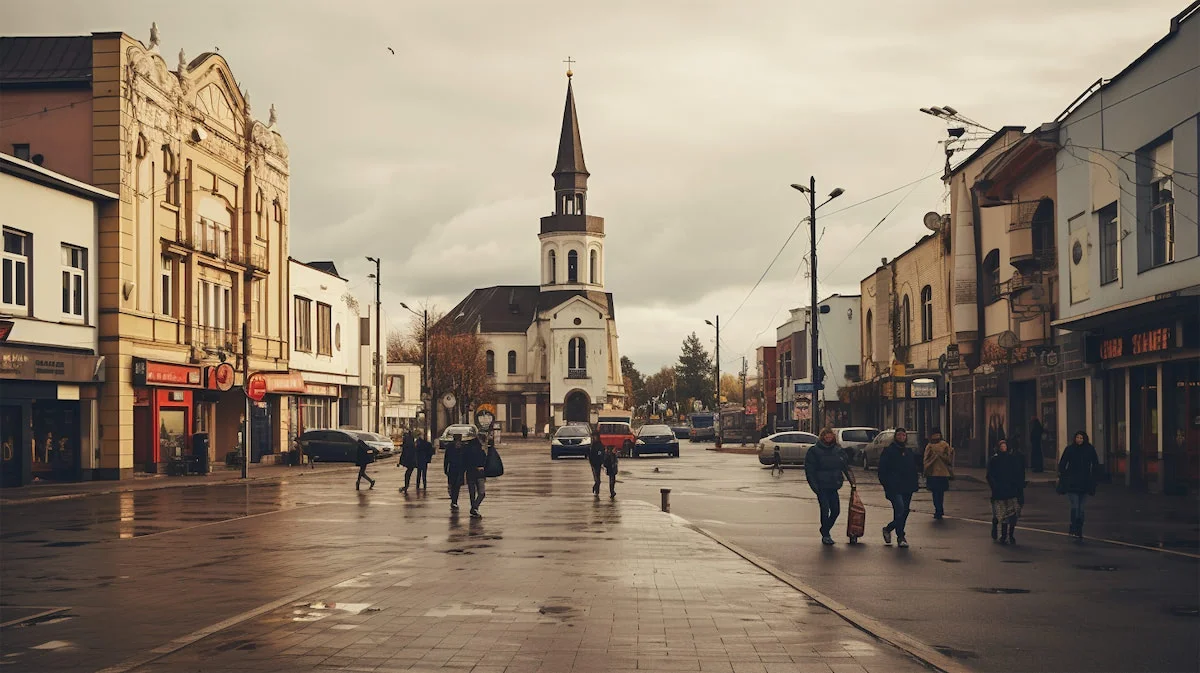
126, 504, 319, 540
935, 513, 1200, 560
95, 558, 412, 673
0, 607, 69, 630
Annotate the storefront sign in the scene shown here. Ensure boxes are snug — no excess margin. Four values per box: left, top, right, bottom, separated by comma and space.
206, 363, 236, 391
303, 382, 339, 397
132, 358, 203, 388
911, 378, 938, 399
0, 346, 102, 383
261, 371, 306, 393
245, 373, 267, 402
1096, 326, 1178, 362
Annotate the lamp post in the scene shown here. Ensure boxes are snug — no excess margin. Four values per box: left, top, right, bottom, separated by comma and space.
400, 302, 429, 440
366, 256, 381, 434
790, 179, 844, 432
704, 317, 719, 411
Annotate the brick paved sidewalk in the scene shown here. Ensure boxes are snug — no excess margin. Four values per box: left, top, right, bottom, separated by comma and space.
131, 498, 933, 673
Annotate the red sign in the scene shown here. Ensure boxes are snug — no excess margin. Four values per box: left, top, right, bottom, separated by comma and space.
0, 320, 13, 341
1099, 327, 1176, 361
132, 358, 203, 388
245, 372, 267, 402
207, 363, 236, 391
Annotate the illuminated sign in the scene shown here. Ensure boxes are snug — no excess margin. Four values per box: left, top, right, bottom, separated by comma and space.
1100, 327, 1176, 361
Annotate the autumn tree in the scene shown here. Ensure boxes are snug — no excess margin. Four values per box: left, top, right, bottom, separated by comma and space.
621, 356, 646, 411
719, 373, 745, 405
675, 332, 714, 409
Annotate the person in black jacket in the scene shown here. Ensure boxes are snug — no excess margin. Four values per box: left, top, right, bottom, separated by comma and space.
877, 428, 919, 548
355, 438, 375, 490
987, 439, 1025, 545
443, 433, 467, 511
1058, 430, 1099, 539
464, 436, 488, 517
398, 432, 417, 493
416, 435, 433, 490
804, 427, 854, 545
587, 428, 606, 497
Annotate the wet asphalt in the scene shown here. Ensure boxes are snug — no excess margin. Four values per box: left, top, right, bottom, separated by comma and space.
0, 440, 1196, 673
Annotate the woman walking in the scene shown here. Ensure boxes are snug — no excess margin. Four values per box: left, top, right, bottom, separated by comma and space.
587, 428, 606, 497
1058, 431, 1099, 540
922, 429, 954, 520
398, 432, 418, 493
804, 427, 854, 546
986, 440, 1025, 544
416, 434, 434, 490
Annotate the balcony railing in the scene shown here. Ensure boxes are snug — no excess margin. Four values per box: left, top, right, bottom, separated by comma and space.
567, 368, 588, 379
196, 326, 237, 352
248, 250, 268, 270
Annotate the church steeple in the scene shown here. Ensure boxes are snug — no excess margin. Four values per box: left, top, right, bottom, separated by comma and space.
552, 72, 589, 216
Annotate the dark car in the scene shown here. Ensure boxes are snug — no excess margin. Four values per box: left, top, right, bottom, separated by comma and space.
351, 431, 395, 458
299, 429, 379, 463
550, 425, 591, 459
670, 424, 691, 439
634, 424, 680, 458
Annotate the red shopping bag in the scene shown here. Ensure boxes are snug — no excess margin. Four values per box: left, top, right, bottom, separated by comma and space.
846, 485, 866, 543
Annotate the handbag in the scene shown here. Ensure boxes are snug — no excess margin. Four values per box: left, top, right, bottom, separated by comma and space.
484, 445, 504, 478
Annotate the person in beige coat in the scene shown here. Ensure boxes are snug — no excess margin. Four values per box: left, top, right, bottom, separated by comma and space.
922, 429, 954, 520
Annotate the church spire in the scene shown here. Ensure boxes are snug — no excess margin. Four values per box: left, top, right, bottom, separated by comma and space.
553, 70, 589, 200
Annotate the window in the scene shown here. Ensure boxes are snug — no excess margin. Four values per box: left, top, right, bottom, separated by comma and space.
294, 296, 312, 352
567, 250, 578, 283
61, 244, 86, 320
198, 280, 231, 345
568, 337, 586, 374
273, 198, 283, 223
252, 280, 265, 334
316, 302, 332, 355
255, 189, 267, 239
2, 228, 30, 313
197, 217, 231, 259
1149, 176, 1174, 267
162, 147, 178, 206
12, 144, 30, 161
899, 295, 911, 347
864, 310, 873, 362
507, 350, 517, 375
547, 250, 556, 284
589, 249, 598, 284
983, 249, 1001, 304
1099, 202, 1119, 285
486, 350, 495, 374
920, 286, 933, 342
160, 255, 174, 316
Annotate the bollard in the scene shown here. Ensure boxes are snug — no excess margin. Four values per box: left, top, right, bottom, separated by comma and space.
660, 488, 671, 513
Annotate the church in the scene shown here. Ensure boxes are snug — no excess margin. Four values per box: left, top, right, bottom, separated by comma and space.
441, 71, 625, 432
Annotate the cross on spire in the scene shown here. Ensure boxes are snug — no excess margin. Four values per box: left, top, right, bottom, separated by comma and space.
563, 56, 575, 78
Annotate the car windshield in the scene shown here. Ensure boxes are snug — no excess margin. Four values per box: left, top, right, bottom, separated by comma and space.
638, 425, 671, 436
556, 426, 589, 437
351, 431, 376, 441
598, 423, 630, 435
443, 425, 475, 438
840, 429, 877, 443
690, 414, 714, 428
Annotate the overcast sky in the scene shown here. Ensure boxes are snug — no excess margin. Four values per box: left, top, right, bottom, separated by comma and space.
6, 0, 1186, 372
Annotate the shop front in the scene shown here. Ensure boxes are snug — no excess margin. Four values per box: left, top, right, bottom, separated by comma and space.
290, 380, 338, 452
132, 358, 205, 473
0, 346, 103, 485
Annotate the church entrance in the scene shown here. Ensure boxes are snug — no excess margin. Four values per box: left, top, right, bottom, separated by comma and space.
564, 391, 590, 423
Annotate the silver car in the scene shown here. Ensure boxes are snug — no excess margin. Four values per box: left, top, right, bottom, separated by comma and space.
834, 427, 880, 466
757, 431, 819, 465
860, 429, 921, 470
435, 424, 479, 450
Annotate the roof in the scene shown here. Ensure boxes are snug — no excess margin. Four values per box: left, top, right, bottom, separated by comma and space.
944, 126, 1026, 179
304, 260, 342, 279
553, 78, 589, 178
0, 152, 117, 201
0, 36, 93, 86
439, 285, 615, 334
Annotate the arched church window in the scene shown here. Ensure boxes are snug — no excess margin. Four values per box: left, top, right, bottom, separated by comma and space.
589, 249, 598, 284
547, 250, 556, 285
568, 337, 586, 375
507, 351, 517, 374
567, 250, 579, 283
486, 350, 495, 375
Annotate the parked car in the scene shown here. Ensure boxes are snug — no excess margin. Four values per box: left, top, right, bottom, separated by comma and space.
634, 424, 679, 458
670, 424, 691, 439
551, 424, 591, 459
833, 427, 880, 466
351, 431, 395, 458
300, 429, 380, 463
688, 412, 716, 442
756, 431, 819, 466
598, 421, 636, 457
859, 428, 922, 469
435, 424, 479, 450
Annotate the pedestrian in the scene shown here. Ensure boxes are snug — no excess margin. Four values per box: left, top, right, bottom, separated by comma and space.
521, 424, 529, 439
464, 434, 488, 518
878, 427, 918, 548
1058, 430, 1099, 540
416, 433, 433, 490
805, 427, 855, 545
771, 444, 782, 476
1029, 416, 1045, 473
587, 428, 606, 496
443, 433, 467, 511
922, 429, 954, 520
398, 431, 418, 493
355, 437, 376, 490
603, 440, 619, 499
987, 439, 1025, 544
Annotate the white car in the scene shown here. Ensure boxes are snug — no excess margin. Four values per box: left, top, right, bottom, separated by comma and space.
435, 424, 479, 450
833, 427, 880, 466
757, 431, 819, 465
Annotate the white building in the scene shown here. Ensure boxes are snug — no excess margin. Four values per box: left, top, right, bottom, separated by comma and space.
774, 294, 861, 430
441, 74, 624, 432
286, 259, 366, 442
382, 362, 423, 438
0, 154, 114, 484
1053, 4, 1199, 493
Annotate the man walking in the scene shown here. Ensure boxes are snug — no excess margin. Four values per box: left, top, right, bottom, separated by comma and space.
443, 433, 467, 511
805, 427, 854, 545
355, 437, 376, 490
398, 431, 417, 493
416, 433, 433, 490
588, 428, 606, 496
878, 428, 919, 547
464, 434, 488, 517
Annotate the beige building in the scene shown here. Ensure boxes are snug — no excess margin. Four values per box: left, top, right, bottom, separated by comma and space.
0, 27, 292, 478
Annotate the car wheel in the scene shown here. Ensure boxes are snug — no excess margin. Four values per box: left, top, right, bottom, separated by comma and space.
672, 450, 679, 458
551, 452, 559, 460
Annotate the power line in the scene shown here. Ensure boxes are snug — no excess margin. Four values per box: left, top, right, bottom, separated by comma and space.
1059, 63, 1200, 131
723, 216, 808, 326
820, 170, 932, 282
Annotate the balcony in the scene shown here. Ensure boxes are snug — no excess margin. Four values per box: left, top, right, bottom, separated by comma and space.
567, 368, 588, 379
195, 326, 238, 352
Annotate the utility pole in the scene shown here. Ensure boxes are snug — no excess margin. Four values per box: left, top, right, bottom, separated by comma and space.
714, 316, 720, 409
242, 323, 250, 479
740, 356, 748, 446
808, 176, 819, 434
367, 256, 381, 434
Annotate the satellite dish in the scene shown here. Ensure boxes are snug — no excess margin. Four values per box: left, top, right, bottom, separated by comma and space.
923, 212, 944, 232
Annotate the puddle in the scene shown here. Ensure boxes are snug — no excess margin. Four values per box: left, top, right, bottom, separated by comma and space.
972, 587, 1031, 595
1001, 560, 1032, 564
1075, 564, 1121, 572
43, 541, 95, 548
938, 558, 962, 563
934, 645, 979, 659
443, 548, 473, 555
1169, 605, 1199, 617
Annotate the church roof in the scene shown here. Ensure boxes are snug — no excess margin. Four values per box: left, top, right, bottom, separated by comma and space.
439, 285, 615, 334
553, 78, 588, 178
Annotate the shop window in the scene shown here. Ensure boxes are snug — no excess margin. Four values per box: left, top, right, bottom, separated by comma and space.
317, 302, 332, 355
920, 286, 933, 342
61, 244, 86, 321
295, 296, 312, 352
507, 350, 517, 374
1, 227, 30, 314
1099, 202, 1119, 285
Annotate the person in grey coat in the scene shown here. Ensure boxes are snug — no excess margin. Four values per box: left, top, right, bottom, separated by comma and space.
804, 427, 854, 546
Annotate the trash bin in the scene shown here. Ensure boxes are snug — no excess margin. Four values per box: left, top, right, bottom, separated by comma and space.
192, 432, 210, 474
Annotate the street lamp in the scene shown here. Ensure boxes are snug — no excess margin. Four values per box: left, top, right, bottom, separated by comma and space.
366, 257, 381, 434
704, 317, 720, 412
790, 178, 844, 432
400, 301, 431, 440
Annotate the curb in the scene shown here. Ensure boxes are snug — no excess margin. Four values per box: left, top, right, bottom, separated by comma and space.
671, 515, 972, 673
0, 465, 353, 507
704, 447, 759, 455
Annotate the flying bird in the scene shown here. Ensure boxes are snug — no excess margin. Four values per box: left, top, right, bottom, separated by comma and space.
387, 47, 395, 55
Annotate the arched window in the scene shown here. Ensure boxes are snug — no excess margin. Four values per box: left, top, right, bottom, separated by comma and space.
865, 310, 873, 361
568, 337, 586, 375
547, 250, 556, 284
983, 249, 1001, 304
589, 249, 598, 284
486, 350, 495, 374
900, 295, 912, 347
1031, 198, 1055, 264
920, 285, 933, 342
507, 350, 517, 374
567, 250, 579, 283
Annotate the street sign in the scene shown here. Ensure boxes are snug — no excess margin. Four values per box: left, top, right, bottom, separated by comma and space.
441, 392, 457, 409
794, 382, 824, 393
474, 408, 495, 432
794, 399, 811, 420
245, 372, 267, 402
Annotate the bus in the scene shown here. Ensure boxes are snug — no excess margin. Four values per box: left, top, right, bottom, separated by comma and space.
718, 406, 757, 446
689, 411, 716, 442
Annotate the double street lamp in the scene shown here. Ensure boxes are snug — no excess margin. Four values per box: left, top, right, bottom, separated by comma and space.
790, 179, 844, 432
704, 316, 719, 412
400, 302, 431, 440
